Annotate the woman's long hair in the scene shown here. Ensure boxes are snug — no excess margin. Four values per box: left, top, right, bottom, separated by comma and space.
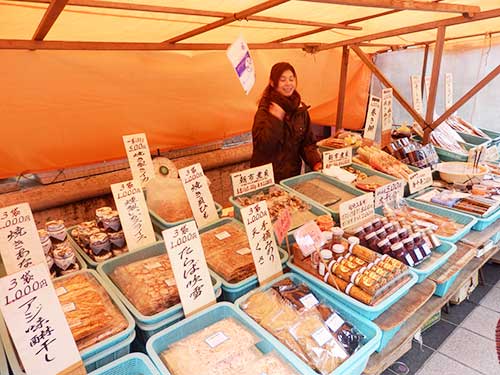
258, 62, 299, 108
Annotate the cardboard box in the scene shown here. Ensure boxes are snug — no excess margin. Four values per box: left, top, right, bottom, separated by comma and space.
450, 270, 479, 305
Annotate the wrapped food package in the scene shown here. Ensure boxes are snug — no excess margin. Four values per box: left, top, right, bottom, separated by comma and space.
200, 222, 256, 283
146, 177, 193, 222
160, 318, 261, 375
53, 272, 128, 351
240, 352, 300, 375
110, 254, 180, 316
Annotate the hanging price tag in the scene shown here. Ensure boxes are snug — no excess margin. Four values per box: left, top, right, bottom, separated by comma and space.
122, 133, 155, 187
162, 221, 216, 317
374, 180, 405, 208
445, 73, 453, 111
339, 193, 375, 229
241, 201, 283, 285
363, 95, 381, 141
179, 163, 219, 228
410, 75, 423, 115
0, 264, 84, 375
230, 164, 274, 197
0, 203, 46, 275
408, 168, 433, 194
323, 147, 352, 169
293, 221, 325, 257
273, 208, 291, 245
111, 179, 156, 251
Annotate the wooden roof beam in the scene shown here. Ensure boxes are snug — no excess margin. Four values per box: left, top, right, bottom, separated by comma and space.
0, 40, 324, 51
32, 0, 69, 41
301, 0, 479, 15
319, 8, 500, 51
16, 0, 360, 30
163, 0, 289, 44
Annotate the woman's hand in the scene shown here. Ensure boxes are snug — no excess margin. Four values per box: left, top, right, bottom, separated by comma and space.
269, 102, 285, 121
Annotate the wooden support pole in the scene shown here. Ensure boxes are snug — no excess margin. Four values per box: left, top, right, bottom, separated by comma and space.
421, 44, 430, 98
335, 46, 350, 132
424, 26, 446, 143
431, 64, 500, 129
32, 0, 69, 41
351, 45, 426, 128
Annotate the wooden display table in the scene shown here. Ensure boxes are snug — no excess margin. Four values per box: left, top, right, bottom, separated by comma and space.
364, 219, 500, 375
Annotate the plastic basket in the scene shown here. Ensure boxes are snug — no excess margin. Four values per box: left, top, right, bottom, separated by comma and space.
146, 302, 312, 375
198, 217, 289, 302
402, 200, 477, 243
434, 142, 476, 163
408, 187, 500, 231
434, 271, 461, 297
287, 258, 418, 320
89, 353, 160, 375
279, 173, 365, 222
481, 128, 500, 145
0, 269, 135, 374
377, 323, 403, 353
458, 132, 493, 147
67, 227, 161, 269
149, 202, 223, 234
229, 183, 331, 227
96, 241, 222, 336
234, 273, 381, 375
410, 241, 457, 284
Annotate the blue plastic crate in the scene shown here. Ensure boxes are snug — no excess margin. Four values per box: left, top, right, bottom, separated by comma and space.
410, 241, 457, 284
434, 142, 477, 163
287, 257, 418, 321
147, 302, 315, 375
0, 269, 135, 374
401, 200, 477, 243
481, 128, 500, 146
234, 273, 381, 375
230, 183, 331, 228
279, 172, 366, 222
458, 132, 493, 147
96, 241, 222, 347
377, 324, 402, 353
198, 217, 289, 302
408, 187, 500, 231
88, 352, 160, 375
149, 202, 223, 234
434, 271, 461, 297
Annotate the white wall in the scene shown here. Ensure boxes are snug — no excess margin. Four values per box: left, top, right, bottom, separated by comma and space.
372, 35, 500, 132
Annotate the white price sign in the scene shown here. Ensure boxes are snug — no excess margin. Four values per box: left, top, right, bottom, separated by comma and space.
410, 75, 423, 115
162, 221, 216, 317
123, 133, 155, 187
381, 88, 393, 132
111, 179, 156, 251
408, 168, 433, 194
363, 95, 381, 141
241, 201, 283, 285
0, 203, 46, 275
323, 147, 352, 169
374, 180, 405, 208
293, 221, 325, 258
179, 163, 219, 228
339, 193, 375, 229
230, 163, 274, 197
445, 73, 453, 111
0, 264, 82, 375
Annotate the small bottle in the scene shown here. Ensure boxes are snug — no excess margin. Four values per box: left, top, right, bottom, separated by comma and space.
387, 232, 400, 245
332, 244, 347, 259
377, 239, 392, 255
425, 229, 441, 249
347, 237, 360, 253
375, 227, 387, 241
372, 218, 383, 231
384, 223, 396, 235
331, 227, 344, 245
319, 250, 333, 276
402, 237, 423, 264
414, 232, 432, 257
363, 222, 374, 235
391, 243, 415, 267
365, 232, 380, 251
397, 228, 410, 240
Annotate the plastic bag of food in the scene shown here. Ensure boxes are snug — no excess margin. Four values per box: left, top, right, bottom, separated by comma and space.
239, 352, 300, 375
146, 177, 193, 222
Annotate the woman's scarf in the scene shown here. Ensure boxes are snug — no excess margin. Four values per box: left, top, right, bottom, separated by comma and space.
269, 90, 302, 115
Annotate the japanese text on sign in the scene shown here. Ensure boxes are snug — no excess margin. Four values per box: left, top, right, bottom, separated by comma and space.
363, 95, 381, 141
111, 179, 156, 251
381, 88, 393, 132
273, 208, 291, 245
123, 133, 155, 186
0, 203, 46, 275
162, 221, 215, 317
293, 221, 325, 258
323, 147, 352, 169
410, 75, 423, 115
408, 168, 433, 194
230, 163, 274, 197
241, 201, 283, 285
179, 163, 218, 228
374, 180, 405, 208
0, 264, 81, 375
339, 193, 375, 229
445, 73, 453, 111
